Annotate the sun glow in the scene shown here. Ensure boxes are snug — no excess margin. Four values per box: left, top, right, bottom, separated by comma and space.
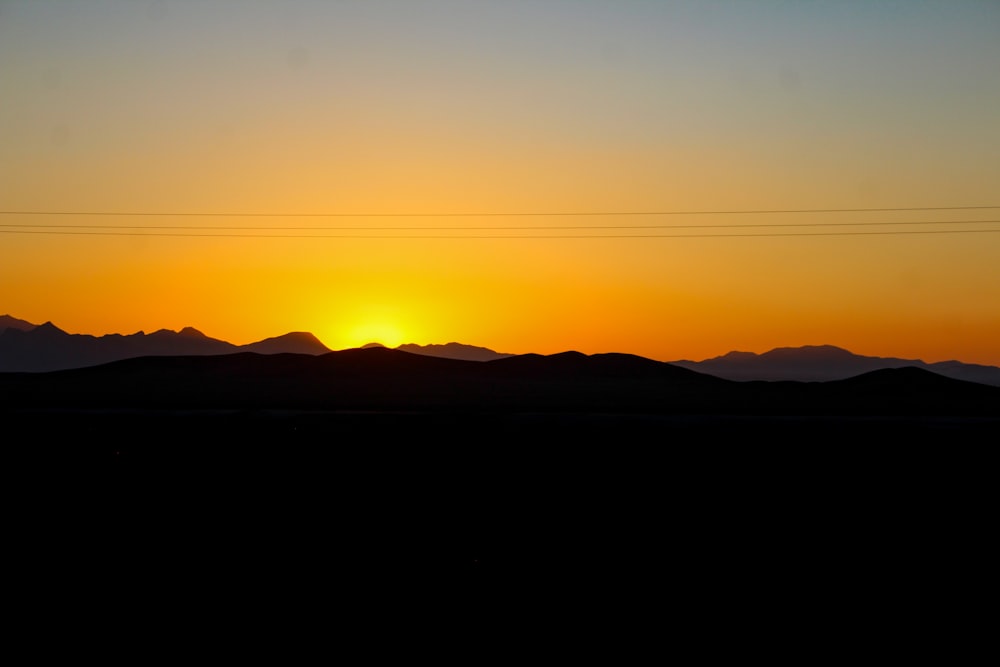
312, 295, 441, 352
345, 321, 405, 349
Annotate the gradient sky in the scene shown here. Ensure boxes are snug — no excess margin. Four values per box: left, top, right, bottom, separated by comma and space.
2, 1, 999, 364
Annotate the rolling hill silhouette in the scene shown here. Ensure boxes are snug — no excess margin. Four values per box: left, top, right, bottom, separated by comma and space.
4, 314, 1000, 453
6, 316, 999, 386
3, 345, 997, 420
396, 341, 514, 361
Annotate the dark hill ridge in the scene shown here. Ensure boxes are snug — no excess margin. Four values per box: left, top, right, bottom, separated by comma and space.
4, 315, 1000, 386
0, 347, 722, 413
2, 346, 997, 419
486, 350, 711, 381
396, 342, 514, 361
242, 332, 328, 355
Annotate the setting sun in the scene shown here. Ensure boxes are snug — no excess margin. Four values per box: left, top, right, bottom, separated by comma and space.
344, 321, 405, 350
317, 299, 424, 350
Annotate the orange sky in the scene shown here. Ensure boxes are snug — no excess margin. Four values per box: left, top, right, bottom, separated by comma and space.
3, 1, 1000, 365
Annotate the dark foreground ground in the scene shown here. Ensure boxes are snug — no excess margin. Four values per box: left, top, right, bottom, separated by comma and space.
8, 408, 996, 655
4, 350, 996, 655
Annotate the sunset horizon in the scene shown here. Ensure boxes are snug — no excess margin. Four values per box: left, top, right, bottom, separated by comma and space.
5, 310, 1000, 370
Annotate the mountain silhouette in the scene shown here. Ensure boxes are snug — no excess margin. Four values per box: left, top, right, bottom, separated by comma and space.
0, 314, 36, 332
0, 318, 332, 372
3, 346, 997, 420
4, 316, 999, 388
670, 344, 1000, 387
402, 342, 1000, 387
395, 342, 513, 361
0, 316, 512, 372
242, 332, 330, 355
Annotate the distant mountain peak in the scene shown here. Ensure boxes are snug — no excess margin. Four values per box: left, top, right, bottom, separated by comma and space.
146, 326, 209, 339
283, 331, 322, 341
34, 321, 69, 335
0, 319, 330, 372
669, 344, 1000, 387
0, 314, 38, 332
395, 342, 513, 362
717, 350, 757, 360
763, 344, 858, 360
243, 331, 331, 355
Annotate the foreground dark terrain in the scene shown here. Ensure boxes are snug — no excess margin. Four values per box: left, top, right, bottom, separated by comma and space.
5, 345, 998, 451
4, 348, 996, 645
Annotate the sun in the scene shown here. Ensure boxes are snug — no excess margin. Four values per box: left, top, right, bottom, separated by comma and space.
315, 300, 428, 351
344, 321, 405, 349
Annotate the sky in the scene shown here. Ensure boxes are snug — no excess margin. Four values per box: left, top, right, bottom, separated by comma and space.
2, 0, 999, 365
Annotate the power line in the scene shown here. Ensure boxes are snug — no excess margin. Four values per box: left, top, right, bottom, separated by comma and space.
3, 228, 1000, 239
1, 205, 999, 218
3, 205, 998, 238
1, 219, 998, 231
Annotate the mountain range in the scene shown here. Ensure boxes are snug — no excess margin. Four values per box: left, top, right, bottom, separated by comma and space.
668, 344, 1000, 387
3, 345, 999, 446
0, 318, 330, 372
2, 315, 999, 387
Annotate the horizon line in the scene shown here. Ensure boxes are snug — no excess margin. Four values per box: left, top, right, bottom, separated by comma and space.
3, 317, 996, 368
